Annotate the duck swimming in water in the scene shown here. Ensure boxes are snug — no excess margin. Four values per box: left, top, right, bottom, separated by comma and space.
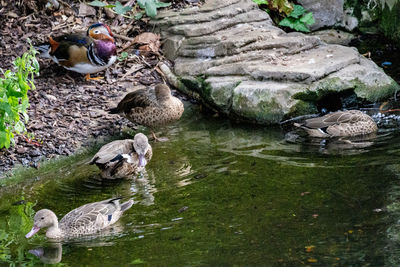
89, 133, 152, 179
25, 197, 133, 239
294, 110, 378, 138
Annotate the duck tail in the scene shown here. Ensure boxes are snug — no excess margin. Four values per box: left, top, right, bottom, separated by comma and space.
108, 107, 120, 114
33, 43, 52, 58
121, 199, 134, 212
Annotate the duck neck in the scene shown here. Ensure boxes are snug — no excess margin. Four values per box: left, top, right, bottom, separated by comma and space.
94, 39, 116, 62
46, 220, 62, 239
156, 93, 171, 103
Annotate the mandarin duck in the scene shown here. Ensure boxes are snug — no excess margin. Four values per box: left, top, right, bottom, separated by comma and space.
25, 197, 133, 239
34, 23, 116, 80
109, 84, 184, 141
89, 133, 152, 179
294, 110, 378, 138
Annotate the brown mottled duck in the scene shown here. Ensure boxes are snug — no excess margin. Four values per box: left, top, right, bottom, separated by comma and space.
109, 84, 184, 141
294, 110, 378, 138
89, 133, 152, 179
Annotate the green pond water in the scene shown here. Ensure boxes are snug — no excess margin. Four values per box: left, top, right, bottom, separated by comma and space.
1, 104, 400, 266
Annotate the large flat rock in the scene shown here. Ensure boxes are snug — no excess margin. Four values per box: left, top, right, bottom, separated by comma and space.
153, 0, 399, 125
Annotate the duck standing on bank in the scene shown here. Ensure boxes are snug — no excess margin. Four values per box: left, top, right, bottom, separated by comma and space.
34, 23, 116, 80
25, 197, 133, 239
294, 110, 378, 138
109, 84, 184, 141
90, 133, 152, 179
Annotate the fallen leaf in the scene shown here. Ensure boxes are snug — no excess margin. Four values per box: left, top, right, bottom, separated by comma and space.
307, 258, 318, 263
305, 245, 315, 252
133, 32, 161, 55
133, 32, 160, 44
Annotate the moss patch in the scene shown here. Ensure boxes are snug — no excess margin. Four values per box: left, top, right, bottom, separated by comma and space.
286, 100, 318, 119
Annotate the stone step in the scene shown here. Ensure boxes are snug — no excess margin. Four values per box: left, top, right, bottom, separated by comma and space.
156, 0, 242, 19
205, 45, 360, 82
178, 34, 322, 58
168, 9, 270, 37
155, 0, 256, 27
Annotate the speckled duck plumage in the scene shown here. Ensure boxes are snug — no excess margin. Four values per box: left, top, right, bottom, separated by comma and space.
25, 198, 133, 239
294, 110, 378, 138
109, 84, 184, 129
89, 133, 152, 179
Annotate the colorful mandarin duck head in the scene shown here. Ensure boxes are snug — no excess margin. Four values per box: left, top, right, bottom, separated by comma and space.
87, 23, 114, 42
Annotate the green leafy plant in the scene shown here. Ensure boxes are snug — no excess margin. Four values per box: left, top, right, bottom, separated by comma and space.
253, 0, 293, 15
0, 198, 40, 265
88, 0, 170, 18
0, 44, 39, 149
279, 4, 315, 32
118, 51, 129, 61
252, 0, 315, 32
137, 0, 170, 18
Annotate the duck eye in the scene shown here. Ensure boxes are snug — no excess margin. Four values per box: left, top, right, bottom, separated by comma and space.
94, 30, 100, 34
41, 217, 44, 220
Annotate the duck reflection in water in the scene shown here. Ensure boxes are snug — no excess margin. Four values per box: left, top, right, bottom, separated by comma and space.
29, 243, 62, 264
285, 131, 377, 154
130, 170, 157, 206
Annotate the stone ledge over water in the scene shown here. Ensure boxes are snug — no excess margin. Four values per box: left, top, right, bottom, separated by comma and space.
153, 0, 399, 124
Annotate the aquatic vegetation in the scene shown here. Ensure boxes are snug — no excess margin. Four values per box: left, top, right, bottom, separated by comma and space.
0, 44, 39, 149
0, 198, 45, 265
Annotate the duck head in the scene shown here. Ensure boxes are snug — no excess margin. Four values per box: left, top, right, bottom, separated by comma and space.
87, 23, 115, 42
133, 133, 150, 167
26, 209, 58, 238
155, 84, 171, 101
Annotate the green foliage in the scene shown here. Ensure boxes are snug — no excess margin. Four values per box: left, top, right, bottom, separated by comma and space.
0, 198, 41, 265
279, 5, 315, 32
88, 0, 171, 18
137, 0, 170, 18
252, 0, 315, 32
0, 44, 39, 149
88, 1, 132, 16
253, 0, 293, 15
118, 51, 129, 61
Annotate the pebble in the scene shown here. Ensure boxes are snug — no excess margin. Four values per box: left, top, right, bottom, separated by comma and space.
16, 147, 27, 154
29, 149, 41, 157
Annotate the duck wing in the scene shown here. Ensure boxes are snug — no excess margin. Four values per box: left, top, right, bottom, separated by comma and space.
51, 34, 92, 60
90, 139, 135, 165
34, 33, 93, 67
59, 198, 122, 234
109, 89, 157, 114
302, 110, 363, 129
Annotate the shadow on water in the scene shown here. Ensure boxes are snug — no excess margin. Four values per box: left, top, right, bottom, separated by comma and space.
1, 103, 400, 265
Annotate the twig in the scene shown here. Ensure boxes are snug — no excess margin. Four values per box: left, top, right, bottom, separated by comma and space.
58, 0, 71, 8
113, 33, 135, 42
121, 64, 145, 79
22, 135, 41, 147
380, 109, 400, 113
